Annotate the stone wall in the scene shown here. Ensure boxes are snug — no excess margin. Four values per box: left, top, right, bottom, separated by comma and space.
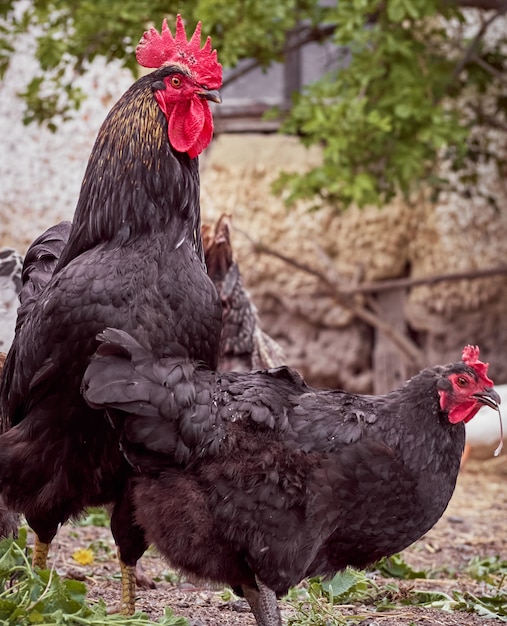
201, 134, 507, 390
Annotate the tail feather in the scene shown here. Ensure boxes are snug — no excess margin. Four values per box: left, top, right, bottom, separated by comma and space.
83, 328, 194, 416
82, 328, 221, 465
15, 221, 71, 331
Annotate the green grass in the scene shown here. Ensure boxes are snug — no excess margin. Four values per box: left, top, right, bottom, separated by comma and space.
286, 554, 507, 624
0, 529, 188, 626
3, 518, 506, 625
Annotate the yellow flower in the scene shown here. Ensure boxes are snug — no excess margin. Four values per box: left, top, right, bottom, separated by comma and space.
72, 548, 94, 565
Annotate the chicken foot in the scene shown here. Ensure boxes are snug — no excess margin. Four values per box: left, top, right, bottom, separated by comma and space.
134, 561, 157, 589
32, 526, 137, 615
242, 576, 282, 626
105, 503, 155, 590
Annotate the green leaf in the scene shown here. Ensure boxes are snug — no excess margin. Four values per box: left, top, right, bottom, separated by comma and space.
77, 507, 111, 528
375, 553, 427, 579
387, 0, 406, 23
321, 568, 361, 597
0, 528, 189, 625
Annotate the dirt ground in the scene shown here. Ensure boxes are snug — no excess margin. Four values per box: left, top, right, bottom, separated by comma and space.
32, 455, 507, 626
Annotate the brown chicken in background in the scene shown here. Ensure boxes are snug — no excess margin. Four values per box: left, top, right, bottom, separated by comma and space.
83, 331, 500, 626
202, 214, 285, 371
0, 16, 223, 614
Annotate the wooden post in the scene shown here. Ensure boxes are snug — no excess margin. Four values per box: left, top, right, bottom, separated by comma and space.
373, 290, 410, 394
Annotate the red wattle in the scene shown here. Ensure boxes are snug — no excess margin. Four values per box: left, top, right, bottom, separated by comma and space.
186, 102, 214, 159
447, 400, 480, 424
166, 99, 213, 158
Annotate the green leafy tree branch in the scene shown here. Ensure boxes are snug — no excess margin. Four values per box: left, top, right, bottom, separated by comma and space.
1, 0, 506, 209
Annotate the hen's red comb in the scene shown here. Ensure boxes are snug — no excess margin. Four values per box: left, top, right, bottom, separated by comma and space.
136, 15, 222, 89
462, 345, 493, 386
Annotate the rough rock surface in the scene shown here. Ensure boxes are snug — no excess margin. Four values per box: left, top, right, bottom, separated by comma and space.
201, 134, 507, 388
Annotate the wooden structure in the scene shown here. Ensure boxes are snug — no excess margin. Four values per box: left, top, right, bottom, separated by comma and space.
214, 26, 344, 133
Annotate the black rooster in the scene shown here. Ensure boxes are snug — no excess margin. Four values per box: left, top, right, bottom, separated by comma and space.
0, 16, 222, 614
82, 330, 500, 626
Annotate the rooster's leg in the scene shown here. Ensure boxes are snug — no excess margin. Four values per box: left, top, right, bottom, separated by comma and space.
26, 516, 59, 570
118, 555, 137, 615
109, 486, 148, 615
242, 576, 282, 626
32, 535, 51, 569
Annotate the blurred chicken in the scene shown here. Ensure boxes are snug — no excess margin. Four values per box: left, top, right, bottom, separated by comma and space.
202, 214, 285, 371
0, 248, 23, 353
0, 223, 72, 539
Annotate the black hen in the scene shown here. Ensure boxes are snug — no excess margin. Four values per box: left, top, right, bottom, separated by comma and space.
82, 329, 500, 626
0, 16, 222, 614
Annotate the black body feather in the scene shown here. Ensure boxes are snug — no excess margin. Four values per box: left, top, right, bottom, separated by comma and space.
15, 221, 72, 334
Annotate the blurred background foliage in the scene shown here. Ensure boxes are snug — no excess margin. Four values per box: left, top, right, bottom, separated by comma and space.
1, 0, 506, 210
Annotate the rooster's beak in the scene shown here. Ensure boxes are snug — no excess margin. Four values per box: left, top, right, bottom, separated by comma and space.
198, 89, 222, 104
473, 387, 501, 410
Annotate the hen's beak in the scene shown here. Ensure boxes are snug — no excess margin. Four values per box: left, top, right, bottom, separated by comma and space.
473, 387, 501, 410
198, 89, 222, 104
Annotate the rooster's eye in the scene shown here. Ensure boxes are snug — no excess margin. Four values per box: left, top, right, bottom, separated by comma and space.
170, 76, 182, 89
457, 376, 468, 387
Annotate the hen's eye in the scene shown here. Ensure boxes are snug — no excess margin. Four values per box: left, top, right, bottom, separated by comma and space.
170, 76, 182, 88
457, 376, 468, 387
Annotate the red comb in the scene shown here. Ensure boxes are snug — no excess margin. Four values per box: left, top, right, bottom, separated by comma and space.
462, 345, 494, 386
136, 15, 222, 89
